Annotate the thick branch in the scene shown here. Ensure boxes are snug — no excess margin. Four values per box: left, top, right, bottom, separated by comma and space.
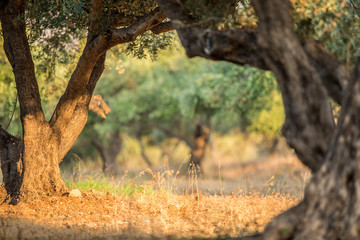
57, 54, 106, 162
49, 30, 109, 127
51, 7, 168, 130
151, 21, 174, 34
155, 0, 195, 25
50, 0, 108, 131
89, 0, 103, 36
108, 7, 167, 47
302, 40, 351, 104
0, 0, 45, 123
156, 0, 349, 105
158, 0, 340, 172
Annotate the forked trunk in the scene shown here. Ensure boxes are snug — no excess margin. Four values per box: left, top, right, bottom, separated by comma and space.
1, 0, 171, 204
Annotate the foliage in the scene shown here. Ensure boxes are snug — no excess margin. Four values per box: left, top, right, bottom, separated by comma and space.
291, 0, 360, 65
0, 41, 20, 134
249, 91, 284, 136
26, 0, 174, 77
72, 43, 281, 164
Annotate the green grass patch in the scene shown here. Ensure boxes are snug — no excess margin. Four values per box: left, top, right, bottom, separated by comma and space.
65, 178, 154, 197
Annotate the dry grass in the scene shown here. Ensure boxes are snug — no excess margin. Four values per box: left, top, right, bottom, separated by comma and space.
0, 135, 307, 239
0, 185, 298, 239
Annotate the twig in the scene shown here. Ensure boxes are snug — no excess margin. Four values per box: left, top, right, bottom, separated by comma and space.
350, 0, 360, 16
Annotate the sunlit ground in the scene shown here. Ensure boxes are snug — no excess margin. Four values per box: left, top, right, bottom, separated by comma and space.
0, 134, 308, 239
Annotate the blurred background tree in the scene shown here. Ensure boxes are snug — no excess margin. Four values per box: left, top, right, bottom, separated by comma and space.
67, 42, 282, 175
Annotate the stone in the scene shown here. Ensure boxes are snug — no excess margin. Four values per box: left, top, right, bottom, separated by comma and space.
68, 189, 82, 197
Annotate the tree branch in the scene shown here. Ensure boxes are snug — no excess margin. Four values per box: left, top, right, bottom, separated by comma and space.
107, 7, 167, 47
0, 0, 45, 123
151, 21, 174, 34
155, 125, 194, 149
156, 0, 349, 105
57, 54, 106, 162
88, 0, 103, 37
302, 40, 351, 104
51, 6, 169, 131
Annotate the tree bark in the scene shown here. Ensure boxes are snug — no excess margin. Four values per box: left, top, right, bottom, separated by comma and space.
255, 57, 360, 240
0, 1, 68, 202
0, 126, 22, 201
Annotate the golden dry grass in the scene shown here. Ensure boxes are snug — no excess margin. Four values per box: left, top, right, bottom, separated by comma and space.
0, 135, 306, 239
0, 183, 298, 239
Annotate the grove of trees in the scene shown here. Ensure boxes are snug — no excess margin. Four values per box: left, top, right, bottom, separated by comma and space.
73, 47, 279, 175
1, 0, 360, 239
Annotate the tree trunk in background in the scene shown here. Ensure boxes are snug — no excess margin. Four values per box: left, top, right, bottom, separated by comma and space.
92, 130, 123, 176
136, 134, 153, 167
190, 123, 210, 170
155, 124, 210, 170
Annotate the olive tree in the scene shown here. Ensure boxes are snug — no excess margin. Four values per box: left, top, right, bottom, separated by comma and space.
156, 0, 360, 239
0, 0, 173, 204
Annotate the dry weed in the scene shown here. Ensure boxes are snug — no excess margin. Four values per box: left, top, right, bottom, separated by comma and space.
0, 178, 298, 239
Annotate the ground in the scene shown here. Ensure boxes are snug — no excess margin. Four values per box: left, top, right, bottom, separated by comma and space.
0, 186, 297, 239
0, 153, 304, 239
